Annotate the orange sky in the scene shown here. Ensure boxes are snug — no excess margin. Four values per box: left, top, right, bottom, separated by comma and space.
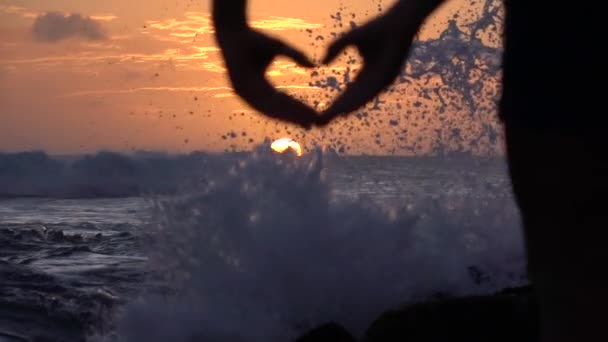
0, 0, 501, 155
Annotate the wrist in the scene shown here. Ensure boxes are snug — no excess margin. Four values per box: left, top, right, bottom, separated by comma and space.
212, 0, 250, 34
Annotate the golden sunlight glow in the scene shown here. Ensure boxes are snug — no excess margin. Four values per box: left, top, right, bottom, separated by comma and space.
271, 138, 303, 156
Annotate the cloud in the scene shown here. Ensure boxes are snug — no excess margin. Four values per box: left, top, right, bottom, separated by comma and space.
32, 12, 107, 42
144, 12, 213, 43
90, 14, 118, 22
144, 12, 323, 43
60, 86, 231, 98
60, 84, 318, 98
0, 46, 220, 70
0, 5, 38, 19
251, 16, 324, 31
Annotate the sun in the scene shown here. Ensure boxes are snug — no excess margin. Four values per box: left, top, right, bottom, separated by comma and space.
270, 138, 303, 156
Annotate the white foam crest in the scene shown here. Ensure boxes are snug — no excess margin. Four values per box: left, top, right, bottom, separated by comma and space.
113, 146, 525, 341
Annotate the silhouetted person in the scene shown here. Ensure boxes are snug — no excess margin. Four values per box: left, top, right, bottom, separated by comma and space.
213, 1, 606, 341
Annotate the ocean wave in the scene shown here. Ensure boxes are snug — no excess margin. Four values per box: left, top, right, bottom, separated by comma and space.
0, 150, 500, 200
0, 151, 238, 199
109, 147, 525, 342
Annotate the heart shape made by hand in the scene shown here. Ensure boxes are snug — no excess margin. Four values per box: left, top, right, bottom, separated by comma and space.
213, 2, 422, 130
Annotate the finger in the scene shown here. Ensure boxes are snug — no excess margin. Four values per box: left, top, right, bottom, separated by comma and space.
323, 52, 403, 119
239, 78, 319, 128
315, 112, 335, 127
322, 30, 359, 65
277, 42, 315, 68
266, 96, 317, 128
269, 92, 319, 128
323, 72, 387, 118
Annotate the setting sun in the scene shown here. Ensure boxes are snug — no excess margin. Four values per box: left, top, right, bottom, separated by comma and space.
270, 138, 303, 156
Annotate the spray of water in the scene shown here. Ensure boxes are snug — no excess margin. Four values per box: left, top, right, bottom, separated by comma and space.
107, 147, 525, 341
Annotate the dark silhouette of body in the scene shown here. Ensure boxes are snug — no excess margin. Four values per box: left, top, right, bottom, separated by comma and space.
213, 1, 606, 341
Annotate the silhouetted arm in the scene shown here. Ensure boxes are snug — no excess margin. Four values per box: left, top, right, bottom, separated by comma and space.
212, 0, 248, 33
317, 0, 446, 126
212, 0, 319, 128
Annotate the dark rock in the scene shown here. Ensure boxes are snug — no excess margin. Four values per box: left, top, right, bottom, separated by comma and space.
294, 286, 539, 342
365, 285, 538, 342
294, 322, 356, 342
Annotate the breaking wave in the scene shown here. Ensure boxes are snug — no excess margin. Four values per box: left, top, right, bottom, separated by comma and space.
0, 151, 239, 199
107, 147, 525, 341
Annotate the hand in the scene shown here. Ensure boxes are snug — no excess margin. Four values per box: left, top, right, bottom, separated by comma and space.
215, 27, 319, 129
316, 11, 422, 127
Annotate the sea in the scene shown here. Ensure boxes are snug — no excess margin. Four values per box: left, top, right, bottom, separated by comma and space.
0, 146, 527, 342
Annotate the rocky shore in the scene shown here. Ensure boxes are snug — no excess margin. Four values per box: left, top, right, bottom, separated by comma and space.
296, 285, 538, 342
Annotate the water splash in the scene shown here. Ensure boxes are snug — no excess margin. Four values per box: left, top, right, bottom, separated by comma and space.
295, 0, 505, 155
111, 146, 525, 341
